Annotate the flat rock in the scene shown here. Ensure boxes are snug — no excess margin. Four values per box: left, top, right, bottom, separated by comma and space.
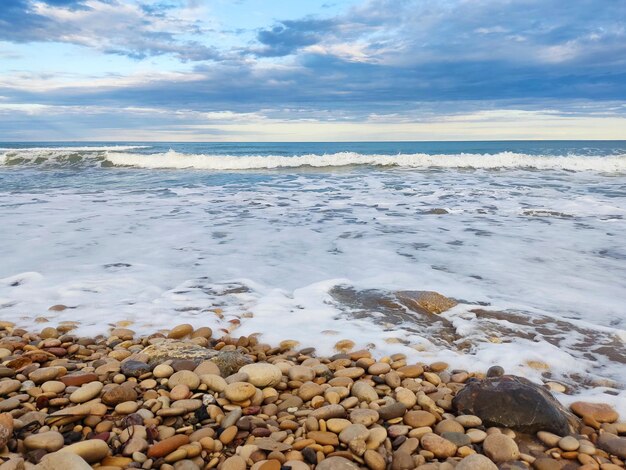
570, 401, 619, 425
452, 375, 577, 435
140, 340, 216, 367
396, 290, 457, 314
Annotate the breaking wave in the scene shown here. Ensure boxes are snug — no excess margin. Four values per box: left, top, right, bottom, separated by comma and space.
1, 146, 625, 172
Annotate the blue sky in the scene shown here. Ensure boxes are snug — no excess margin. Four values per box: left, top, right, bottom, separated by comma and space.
1, 0, 625, 141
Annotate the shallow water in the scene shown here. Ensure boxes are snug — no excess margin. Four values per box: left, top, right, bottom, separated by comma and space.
1, 141, 625, 412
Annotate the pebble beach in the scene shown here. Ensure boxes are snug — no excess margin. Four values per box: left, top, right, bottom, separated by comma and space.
0, 320, 624, 470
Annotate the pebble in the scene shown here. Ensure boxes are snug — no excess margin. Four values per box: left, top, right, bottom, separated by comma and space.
455, 454, 498, 470
420, 433, 457, 458
168, 370, 200, 390
571, 401, 619, 425
316, 456, 360, 470
60, 439, 111, 463
148, 435, 190, 458
221, 455, 246, 470
239, 363, 283, 387
37, 452, 92, 470
558, 435, 580, 451
224, 381, 256, 402
69, 381, 103, 403
24, 431, 65, 452
483, 433, 520, 462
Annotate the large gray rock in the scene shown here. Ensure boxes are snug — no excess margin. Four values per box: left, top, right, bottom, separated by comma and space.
452, 375, 578, 435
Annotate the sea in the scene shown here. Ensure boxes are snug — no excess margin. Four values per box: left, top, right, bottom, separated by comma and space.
1, 141, 625, 411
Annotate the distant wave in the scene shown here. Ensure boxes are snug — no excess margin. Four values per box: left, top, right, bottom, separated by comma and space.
106, 150, 626, 172
1, 147, 625, 172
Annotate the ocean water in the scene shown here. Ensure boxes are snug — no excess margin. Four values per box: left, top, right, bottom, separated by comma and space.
1, 141, 625, 410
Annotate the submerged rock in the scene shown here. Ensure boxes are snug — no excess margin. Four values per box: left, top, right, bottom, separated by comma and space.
395, 290, 458, 314
452, 375, 577, 435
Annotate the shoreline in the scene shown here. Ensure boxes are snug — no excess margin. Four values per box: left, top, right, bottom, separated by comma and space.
0, 322, 624, 469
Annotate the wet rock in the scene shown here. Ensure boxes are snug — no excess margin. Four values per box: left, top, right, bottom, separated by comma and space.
120, 360, 151, 377
140, 340, 216, 367
211, 350, 252, 377
396, 290, 458, 314
452, 375, 577, 435
570, 401, 619, 426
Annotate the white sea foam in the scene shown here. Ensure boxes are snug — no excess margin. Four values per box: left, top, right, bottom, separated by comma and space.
104, 150, 626, 172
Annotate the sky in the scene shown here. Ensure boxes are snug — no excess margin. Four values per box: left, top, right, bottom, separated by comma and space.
0, 0, 625, 141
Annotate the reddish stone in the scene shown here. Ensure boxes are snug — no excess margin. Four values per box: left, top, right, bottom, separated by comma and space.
61, 373, 98, 387
147, 435, 189, 458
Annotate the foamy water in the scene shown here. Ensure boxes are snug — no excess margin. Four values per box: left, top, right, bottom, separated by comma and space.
1, 141, 625, 413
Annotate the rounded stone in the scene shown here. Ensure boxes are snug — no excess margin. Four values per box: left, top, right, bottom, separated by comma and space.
69, 381, 103, 403
147, 435, 190, 458
435, 418, 465, 435
404, 410, 436, 428
364, 449, 386, 470
316, 456, 360, 470
483, 433, 520, 462
350, 409, 379, 426
455, 454, 498, 470
60, 439, 111, 463
224, 382, 256, 402
23, 430, 65, 452
37, 452, 92, 470
571, 401, 619, 424
288, 365, 316, 382
153, 364, 174, 378
239, 363, 283, 388
29, 367, 59, 384
221, 455, 246, 470
201, 374, 227, 392
339, 424, 369, 444
558, 436, 580, 451
168, 370, 200, 390
420, 433, 458, 458
351, 381, 378, 402
168, 324, 194, 339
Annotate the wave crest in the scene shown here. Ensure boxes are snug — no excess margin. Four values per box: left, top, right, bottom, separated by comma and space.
105, 150, 626, 172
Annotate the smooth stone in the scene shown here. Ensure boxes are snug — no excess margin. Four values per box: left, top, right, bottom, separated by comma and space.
29, 367, 59, 384
201, 374, 227, 392
435, 418, 465, 434
558, 435, 580, 451
221, 455, 246, 470
36, 452, 92, 470
339, 424, 369, 444
288, 365, 316, 382
533, 458, 562, 470
24, 431, 65, 452
60, 439, 111, 463
41, 380, 65, 394
224, 382, 256, 402
102, 384, 137, 405
69, 381, 103, 403
483, 433, 520, 462
316, 456, 360, 470
168, 324, 194, 339
168, 370, 200, 390
455, 415, 482, 427
350, 409, 379, 426
378, 402, 407, 420
147, 435, 190, 458
120, 360, 151, 378
571, 402, 619, 425
311, 404, 346, 420
455, 454, 498, 470
351, 381, 378, 402
239, 363, 283, 388
453, 375, 577, 435
123, 436, 148, 455
364, 449, 386, 470
326, 418, 352, 433
597, 432, 626, 459
298, 381, 324, 400
60, 373, 97, 387
420, 433, 457, 458
307, 431, 339, 446
0, 413, 14, 449
441, 431, 471, 447
153, 364, 174, 378
404, 410, 436, 428
0, 379, 21, 396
